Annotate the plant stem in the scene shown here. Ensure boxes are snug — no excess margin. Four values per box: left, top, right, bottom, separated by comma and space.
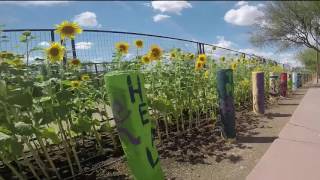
65, 119, 83, 172
37, 137, 62, 180
164, 113, 169, 138
22, 152, 41, 180
57, 120, 76, 179
3, 161, 25, 180
25, 141, 50, 179
155, 118, 162, 144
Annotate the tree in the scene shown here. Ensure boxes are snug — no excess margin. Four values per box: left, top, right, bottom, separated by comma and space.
297, 48, 318, 72
250, 1, 320, 53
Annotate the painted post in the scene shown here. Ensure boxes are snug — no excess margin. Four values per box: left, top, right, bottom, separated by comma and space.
280, 73, 288, 97
269, 72, 279, 96
104, 71, 164, 180
297, 73, 302, 88
217, 69, 236, 139
252, 72, 265, 114
292, 72, 298, 91
287, 73, 292, 94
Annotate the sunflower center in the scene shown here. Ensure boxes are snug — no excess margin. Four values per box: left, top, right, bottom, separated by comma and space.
151, 49, 160, 56
119, 45, 126, 51
49, 48, 59, 56
136, 41, 143, 47
61, 25, 75, 35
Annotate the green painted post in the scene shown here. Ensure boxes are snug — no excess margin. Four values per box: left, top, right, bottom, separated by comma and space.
217, 69, 236, 139
104, 71, 164, 180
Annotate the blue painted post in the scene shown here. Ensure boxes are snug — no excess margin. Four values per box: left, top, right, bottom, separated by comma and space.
292, 72, 298, 91
217, 69, 236, 139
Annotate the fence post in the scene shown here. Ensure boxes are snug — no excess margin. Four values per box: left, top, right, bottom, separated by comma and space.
71, 39, 77, 59
280, 73, 287, 97
104, 71, 164, 180
297, 73, 302, 88
269, 72, 279, 97
217, 69, 236, 139
292, 72, 298, 91
252, 72, 265, 115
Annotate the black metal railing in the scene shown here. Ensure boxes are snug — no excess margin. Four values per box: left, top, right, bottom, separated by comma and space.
0, 28, 283, 67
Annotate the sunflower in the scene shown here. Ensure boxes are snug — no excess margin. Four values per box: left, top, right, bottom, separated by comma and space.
134, 40, 143, 49
70, 58, 81, 66
170, 52, 176, 60
71, 80, 81, 89
81, 74, 90, 81
188, 53, 195, 60
55, 21, 82, 40
0, 52, 14, 60
115, 42, 129, 54
148, 45, 162, 61
197, 54, 207, 64
141, 55, 151, 64
204, 70, 209, 79
46, 42, 65, 63
181, 54, 186, 60
195, 61, 204, 70
231, 63, 237, 70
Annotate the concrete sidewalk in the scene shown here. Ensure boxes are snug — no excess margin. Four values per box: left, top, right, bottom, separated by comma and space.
247, 85, 320, 180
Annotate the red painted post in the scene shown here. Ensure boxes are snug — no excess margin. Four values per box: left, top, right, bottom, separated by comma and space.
280, 73, 287, 97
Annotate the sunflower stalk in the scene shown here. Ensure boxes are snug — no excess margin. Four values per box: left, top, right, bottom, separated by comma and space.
24, 140, 50, 179
3, 160, 25, 180
36, 137, 62, 180
22, 151, 41, 180
57, 120, 76, 177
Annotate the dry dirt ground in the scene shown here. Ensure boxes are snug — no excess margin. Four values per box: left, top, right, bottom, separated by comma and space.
160, 86, 309, 180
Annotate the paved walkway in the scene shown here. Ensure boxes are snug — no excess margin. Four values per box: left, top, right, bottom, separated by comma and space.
247, 83, 320, 180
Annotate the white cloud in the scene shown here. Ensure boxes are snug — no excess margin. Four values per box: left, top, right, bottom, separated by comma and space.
73, 11, 101, 28
224, 3, 264, 26
0, 1, 69, 6
236, 1, 248, 7
214, 36, 235, 49
38, 41, 50, 48
153, 14, 171, 22
75, 42, 93, 50
151, 1, 192, 15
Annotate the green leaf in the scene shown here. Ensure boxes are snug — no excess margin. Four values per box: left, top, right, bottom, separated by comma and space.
40, 127, 60, 144
7, 90, 33, 107
72, 118, 91, 133
0, 132, 11, 146
0, 80, 6, 98
14, 121, 34, 136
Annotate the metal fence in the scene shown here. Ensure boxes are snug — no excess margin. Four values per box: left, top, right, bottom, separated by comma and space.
0, 28, 283, 70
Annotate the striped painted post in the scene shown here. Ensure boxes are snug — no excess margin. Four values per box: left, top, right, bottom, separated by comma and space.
269, 72, 279, 96
217, 69, 236, 139
280, 73, 288, 97
104, 71, 164, 180
252, 72, 265, 114
292, 72, 298, 91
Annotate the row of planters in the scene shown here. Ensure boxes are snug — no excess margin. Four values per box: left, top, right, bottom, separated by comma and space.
0, 21, 312, 180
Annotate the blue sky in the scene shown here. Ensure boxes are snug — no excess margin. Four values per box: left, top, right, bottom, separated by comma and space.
0, 1, 300, 66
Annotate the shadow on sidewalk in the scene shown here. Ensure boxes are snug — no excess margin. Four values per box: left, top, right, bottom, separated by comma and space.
236, 136, 278, 144
266, 112, 291, 119
278, 103, 299, 106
